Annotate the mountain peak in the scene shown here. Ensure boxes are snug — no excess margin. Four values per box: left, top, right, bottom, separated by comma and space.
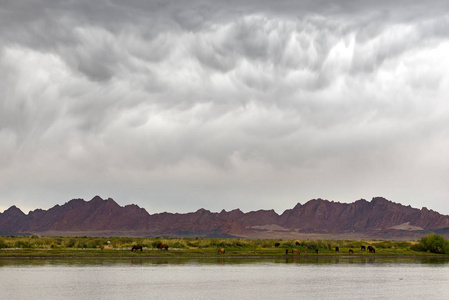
195, 208, 211, 214
90, 195, 104, 202
293, 202, 302, 209
3, 205, 26, 217
105, 198, 120, 207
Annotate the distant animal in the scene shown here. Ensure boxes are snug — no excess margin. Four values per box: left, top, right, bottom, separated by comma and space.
315, 249, 319, 254
295, 241, 300, 246
367, 246, 375, 253
335, 246, 339, 252
349, 249, 354, 254
285, 248, 289, 255
217, 248, 225, 254
361, 246, 366, 251
131, 245, 143, 252
304, 247, 308, 253
275, 243, 280, 247
292, 249, 300, 255
156, 243, 169, 250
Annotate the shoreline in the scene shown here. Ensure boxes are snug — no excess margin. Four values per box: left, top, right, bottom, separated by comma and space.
1, 249, 448, 259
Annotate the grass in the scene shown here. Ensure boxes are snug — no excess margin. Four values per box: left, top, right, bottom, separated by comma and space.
0, 236, 444, 258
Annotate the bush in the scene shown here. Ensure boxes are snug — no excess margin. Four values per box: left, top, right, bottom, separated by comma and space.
15, 240, 33, 248
0, 237, 7, 248
66, 239, 77, 248
373, 241, 413, 249
411, 233, 449, 254
170, 241, 186, 248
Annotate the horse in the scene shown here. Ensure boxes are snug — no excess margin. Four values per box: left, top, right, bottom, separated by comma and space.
361, 246, 366, 251
315, 249, 319, 254
367, 246, 375, 253
156, 243, 169, 250
131, 245, 143, 252
217, 248, 225, 254
304, 247, 308, 253
295, 241, 300, 246
292, 249, 300, 255
335, 246, 340, 252
275, 243, 280, 247
349, 249, 354, 254
285, 248, 289, 255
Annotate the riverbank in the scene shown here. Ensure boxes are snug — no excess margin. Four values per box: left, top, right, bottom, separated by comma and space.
1, 247, 446, 259
1, 235, 447, 258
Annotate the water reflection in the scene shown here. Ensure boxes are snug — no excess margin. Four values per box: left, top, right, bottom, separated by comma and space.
1, 256, 449, 299
1, 256, 449, 267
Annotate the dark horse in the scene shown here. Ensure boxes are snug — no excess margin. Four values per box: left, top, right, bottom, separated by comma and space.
367, 246, 375, 253
275, 243, 280, 247
157, 243, 169, 250
131, 245, 143, 252
335, 246, 339, 252
361, 245, 366, 251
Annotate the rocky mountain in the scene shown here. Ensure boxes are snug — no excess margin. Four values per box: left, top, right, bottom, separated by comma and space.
1, 196, 448, 239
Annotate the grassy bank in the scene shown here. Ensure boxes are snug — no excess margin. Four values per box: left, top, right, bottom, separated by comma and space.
1, 235, 441, 258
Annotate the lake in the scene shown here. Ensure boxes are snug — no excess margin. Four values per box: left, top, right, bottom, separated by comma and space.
1, 257, 449, 299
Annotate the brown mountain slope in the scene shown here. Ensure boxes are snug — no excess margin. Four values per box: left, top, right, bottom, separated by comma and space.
1, 196, 448, 239
278, 197, 449, 233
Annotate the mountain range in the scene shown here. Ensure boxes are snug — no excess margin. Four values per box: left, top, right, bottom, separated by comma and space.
1, 196, 448, 239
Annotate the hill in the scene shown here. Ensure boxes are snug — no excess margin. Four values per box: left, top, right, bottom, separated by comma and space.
1, 196, 448, 239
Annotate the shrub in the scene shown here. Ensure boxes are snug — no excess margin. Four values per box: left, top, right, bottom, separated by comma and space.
76, 242, 88, 248
411, 233, 449, 254
66, 239, 77, 248
170, 241, 186, 248
15, 240, 33, 248
0, 237, 7, 248
186, 240, 200, 248
88, 239, 104, 248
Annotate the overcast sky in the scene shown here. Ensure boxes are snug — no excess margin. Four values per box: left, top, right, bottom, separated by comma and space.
1, 0, 449, 215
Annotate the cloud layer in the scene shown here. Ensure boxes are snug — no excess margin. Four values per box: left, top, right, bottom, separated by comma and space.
1, 0, 449, 214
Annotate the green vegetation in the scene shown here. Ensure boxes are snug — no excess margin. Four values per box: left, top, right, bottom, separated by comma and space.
411, 233, 449, 254
0, 235, 446, 258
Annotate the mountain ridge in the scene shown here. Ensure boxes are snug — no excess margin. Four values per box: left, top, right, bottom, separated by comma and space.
1, 196, 448, 239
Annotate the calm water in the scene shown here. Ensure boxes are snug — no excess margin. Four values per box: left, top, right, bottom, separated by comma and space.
1, 257, 449, 299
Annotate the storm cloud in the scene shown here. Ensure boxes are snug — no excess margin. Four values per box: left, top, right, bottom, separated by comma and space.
1, 0, 449, 214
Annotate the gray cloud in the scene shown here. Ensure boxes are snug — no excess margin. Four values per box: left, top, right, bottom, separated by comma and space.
1, 0, 449, 215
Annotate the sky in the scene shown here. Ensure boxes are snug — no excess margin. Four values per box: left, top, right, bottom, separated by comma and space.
1, 0, 449, 215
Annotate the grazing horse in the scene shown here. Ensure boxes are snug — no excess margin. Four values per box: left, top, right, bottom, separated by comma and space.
285, 248, 289, 255
361, 246, 366, 251
315, 249, 319, 254
156, 243, 169, 250
217, 248, 225, 254
349, 249, 354, 254
367, 246, 375, 253
292, 249, 300, 255
295, 241, 300, 246
131, 245, 143, 252
335, 246, 340, 252
275, 243, 280, 247
304, 247, 308, 253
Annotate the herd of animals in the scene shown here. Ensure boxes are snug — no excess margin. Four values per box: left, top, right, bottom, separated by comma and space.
279, 242, 376, 255
130, 241, 376, 255
131, 243, 168, 252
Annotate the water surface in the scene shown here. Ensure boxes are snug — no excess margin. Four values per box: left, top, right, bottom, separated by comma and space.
1, 257, 448, 299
